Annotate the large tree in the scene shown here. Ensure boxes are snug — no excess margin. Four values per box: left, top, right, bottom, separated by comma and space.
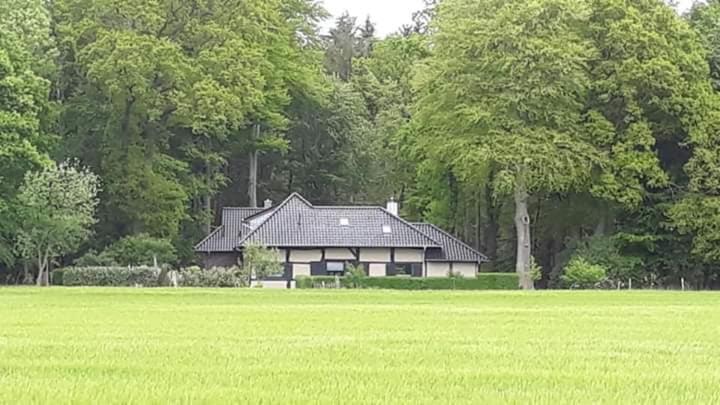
414, 0, 602, 289
0, 13, 54, 269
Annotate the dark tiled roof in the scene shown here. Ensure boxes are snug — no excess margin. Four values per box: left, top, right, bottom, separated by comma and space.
195, 207, 264, 252
240, 193, 440, 248
412, 223, 489, 263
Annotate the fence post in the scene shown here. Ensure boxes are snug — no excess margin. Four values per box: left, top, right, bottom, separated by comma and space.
681, 277, 685, 291
628, 278, 632, 290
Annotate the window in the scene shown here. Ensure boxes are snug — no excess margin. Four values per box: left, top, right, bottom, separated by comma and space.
326, 262, 345, 274
340, 218, 350, 226
382, 225, 392, 234
390, 263, 423, 277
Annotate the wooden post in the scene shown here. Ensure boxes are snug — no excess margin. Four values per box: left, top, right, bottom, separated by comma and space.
628, 278, 632, 290
681, 277, 685, 291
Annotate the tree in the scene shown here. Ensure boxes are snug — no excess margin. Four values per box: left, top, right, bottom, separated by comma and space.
324, 12, 358, 81
0, 14, 54, 270
414, 0, 601, 289
243, 243, 283, 284
16, 162, 99, 286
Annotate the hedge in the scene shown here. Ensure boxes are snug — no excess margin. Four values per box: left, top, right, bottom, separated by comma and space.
61, 266, 162, 287
177, 266, 249, 288
296, 273, 519, 290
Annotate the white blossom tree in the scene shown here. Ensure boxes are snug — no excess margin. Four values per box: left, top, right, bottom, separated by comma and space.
16, 161, 100, 286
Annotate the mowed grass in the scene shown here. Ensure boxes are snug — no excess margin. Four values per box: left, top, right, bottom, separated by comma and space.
1, 289, 719, 404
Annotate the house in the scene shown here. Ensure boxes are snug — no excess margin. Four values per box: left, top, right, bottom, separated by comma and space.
195, 193, 488, 287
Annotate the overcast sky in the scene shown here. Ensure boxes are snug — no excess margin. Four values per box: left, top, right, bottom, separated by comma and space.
319, 0, 698, 37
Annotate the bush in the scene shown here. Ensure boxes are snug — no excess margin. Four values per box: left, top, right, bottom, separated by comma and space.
74, 249, 117, 267
51, 269, 64, 286
561, 258, 607, 289
296, 273, 519, 290
178, 266, 249, 288
104, 234, 177, 266
62, 266, 162, 287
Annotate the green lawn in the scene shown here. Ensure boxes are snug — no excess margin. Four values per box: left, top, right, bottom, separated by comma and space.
1, 289, 719, 404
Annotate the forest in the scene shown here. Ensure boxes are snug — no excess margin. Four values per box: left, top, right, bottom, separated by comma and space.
2, 0, 720, 289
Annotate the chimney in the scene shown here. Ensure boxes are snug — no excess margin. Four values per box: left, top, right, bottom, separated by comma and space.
263, 199, 273, 209
386, 197, 399, 217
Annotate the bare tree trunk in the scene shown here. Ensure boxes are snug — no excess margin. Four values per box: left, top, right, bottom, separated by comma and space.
248, 124, 259, 208
36, 255, 46, 286
514, 179, 534, 290
205, 160, 212, 235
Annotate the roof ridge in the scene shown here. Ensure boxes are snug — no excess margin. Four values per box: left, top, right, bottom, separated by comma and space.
239, 193, 313, 245
315, 205, 383, 209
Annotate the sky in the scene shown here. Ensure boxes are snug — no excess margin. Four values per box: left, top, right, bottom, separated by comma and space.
319, 0, 698, 38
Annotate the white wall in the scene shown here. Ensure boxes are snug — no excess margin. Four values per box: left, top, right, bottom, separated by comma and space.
359, 248, 391, 262
293, 263, 311, 277
454, 263, 478, 278
427, 262, 451, 278
325, 248, 356, 261
251, 280, 288, 289
394, 248, 423, 262
368, 263, 387, 277
289, 249, 322, 263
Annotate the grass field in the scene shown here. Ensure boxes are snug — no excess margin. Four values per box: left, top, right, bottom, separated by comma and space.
1, 289, 719, 404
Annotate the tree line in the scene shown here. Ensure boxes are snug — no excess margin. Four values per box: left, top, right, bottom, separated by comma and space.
2, 0, 720, 289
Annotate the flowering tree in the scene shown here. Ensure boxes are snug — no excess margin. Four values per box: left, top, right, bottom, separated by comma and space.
16, 162, 99, 286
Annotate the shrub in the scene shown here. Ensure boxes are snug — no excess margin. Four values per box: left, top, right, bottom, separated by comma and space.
74, 249, 117, 267
62, 266, 161, 287
104, 234, 177, 266
296, 273, 519, 290
345, 263, 366, 288
244, 243, 283, 280
178, 266, 249, 288
51, 269, 64, 286
561, 258, 607, 289
74, 235, 177, 267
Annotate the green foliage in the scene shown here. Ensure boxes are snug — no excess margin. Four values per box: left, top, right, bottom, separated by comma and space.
178, 266, 249, 288
102, 234, 177, 267
561, 258, 607, 289
571, 236, 644, 283
15, 162, 99, 285
243, 244, 283, 280
296, 273, 520, 290
62, 267, 161, 287
51, 269, 64, 286
344, 263, 366, 288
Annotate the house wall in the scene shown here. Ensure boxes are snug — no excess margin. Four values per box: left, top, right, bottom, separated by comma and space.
201, 253, 239, 269
325, 248, 356, 261
293, 263, 311, 277
359, 248, 391, 262
426, 262, 478, 278
454, 263, 478, 278
289, 249, 323, 263
395, 249, 424, 262
368, 263, 387, 277
427, 262, 451, 278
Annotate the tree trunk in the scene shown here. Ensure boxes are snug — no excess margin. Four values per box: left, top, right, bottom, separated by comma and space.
514, 180, 534, 290
36, 255, 47, 287
205, 159, 212, 235
248, 124, 259, 208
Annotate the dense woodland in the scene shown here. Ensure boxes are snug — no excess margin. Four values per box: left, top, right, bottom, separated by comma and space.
3, 0, 720, 288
